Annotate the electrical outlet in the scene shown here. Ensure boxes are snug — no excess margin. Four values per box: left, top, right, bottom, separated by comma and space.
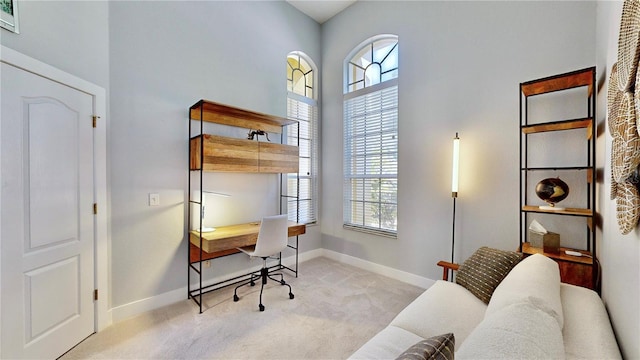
149, 193, 160, 206
204, 260, 211, 268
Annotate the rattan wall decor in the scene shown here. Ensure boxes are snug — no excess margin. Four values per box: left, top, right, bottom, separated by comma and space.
609, 0, 640, 234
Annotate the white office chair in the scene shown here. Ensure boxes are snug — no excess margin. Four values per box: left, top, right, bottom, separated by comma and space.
233, 214, 294, 311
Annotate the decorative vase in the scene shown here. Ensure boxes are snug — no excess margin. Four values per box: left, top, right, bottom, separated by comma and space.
535, 177, 569, 210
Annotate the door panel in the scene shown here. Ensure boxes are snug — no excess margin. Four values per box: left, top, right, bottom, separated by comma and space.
27, 99, 80, 249
25, 256, 79, 342
1, 62, 95, 359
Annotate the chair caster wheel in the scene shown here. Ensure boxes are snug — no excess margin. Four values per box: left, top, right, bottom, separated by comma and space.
280, 280, 286, 285
259, 304, 265, 311
250, 281, 255, 287
233, 294, 239, 302
289, 293, 294, 300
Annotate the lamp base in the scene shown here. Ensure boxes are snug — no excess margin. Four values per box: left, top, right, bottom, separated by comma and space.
539, 205, 565, 211
195, 227, 216, 233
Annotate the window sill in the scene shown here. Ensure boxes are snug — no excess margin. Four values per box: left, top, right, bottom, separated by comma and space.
343, 224, 397, 239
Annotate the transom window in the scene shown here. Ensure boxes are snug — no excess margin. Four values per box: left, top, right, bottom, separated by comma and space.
287, 51, 318, 225
344, 35, 399, 237
347, 37, 398, 93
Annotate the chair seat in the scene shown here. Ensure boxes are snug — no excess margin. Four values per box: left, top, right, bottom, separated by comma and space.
237, 245, 256, 257
232, 214, 293, 312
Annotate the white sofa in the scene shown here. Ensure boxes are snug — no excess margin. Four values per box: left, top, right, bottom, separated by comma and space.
349, 253, 621, 359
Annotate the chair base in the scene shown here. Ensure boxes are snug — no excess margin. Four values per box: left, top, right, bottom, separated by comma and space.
233, 258, 294, 311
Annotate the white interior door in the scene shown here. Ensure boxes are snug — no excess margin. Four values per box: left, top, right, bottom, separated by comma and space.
1, 62, 95, 359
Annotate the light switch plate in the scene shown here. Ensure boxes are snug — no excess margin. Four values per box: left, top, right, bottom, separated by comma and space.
149, 193, 160, 206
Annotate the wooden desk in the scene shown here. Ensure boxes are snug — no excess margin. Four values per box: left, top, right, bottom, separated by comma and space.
189, 221, 306, 263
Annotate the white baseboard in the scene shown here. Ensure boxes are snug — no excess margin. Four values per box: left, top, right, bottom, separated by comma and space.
110, 248, 326, 323
321, 249, 435, 289
108, 248, 432, 324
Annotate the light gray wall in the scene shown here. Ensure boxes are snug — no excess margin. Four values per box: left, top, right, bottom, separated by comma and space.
320, 1, 596, 281
108, 1, 321, 307
0, 0, 109, 89
596, 1, 639, 358
3, 0, 321, 310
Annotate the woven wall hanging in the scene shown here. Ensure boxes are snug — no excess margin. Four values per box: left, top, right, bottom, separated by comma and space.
617, 0, 640, 91
609, 63, 623, 136
611, 0, 640, 234
616, 179, 640, 235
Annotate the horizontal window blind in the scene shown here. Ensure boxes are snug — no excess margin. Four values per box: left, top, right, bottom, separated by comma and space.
344, 84, 398, 236
287, 93, 318, 224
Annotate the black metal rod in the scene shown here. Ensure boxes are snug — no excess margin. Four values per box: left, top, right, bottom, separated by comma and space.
451, 196, 456, 282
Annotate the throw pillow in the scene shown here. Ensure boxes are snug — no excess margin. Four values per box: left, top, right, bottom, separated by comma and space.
455, 246, 522, 304
395, 333, 455, 360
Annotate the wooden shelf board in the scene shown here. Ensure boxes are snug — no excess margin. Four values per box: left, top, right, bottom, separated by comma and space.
522, 205, 593, 217
522, 242, 593, 265
521, 67, 595, 97
190, 100, 296, 133
522, 166, 591, 171
522, 118, 592, 134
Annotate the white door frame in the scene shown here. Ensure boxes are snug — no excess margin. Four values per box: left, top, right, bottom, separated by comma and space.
0, 46, 110, 339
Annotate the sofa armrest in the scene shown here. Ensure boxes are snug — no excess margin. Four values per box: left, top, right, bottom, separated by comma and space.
437, 261, 459, 281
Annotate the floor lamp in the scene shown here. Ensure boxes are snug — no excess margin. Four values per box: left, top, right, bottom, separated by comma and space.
450, 133, 460, 281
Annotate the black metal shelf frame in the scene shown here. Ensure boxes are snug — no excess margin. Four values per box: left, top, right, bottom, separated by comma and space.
187, 103, 301, 313
519, 67, 597, 289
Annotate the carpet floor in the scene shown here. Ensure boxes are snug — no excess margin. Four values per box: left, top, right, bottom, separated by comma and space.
61, 257, 424, 359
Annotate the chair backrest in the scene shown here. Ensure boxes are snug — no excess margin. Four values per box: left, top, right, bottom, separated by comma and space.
252, 214, 289, 257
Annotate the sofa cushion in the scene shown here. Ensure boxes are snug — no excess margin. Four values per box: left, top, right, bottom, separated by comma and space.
455, 246, 522, 304
456, 299, 565, 359
391, 280, 487, 350
486, 253, 564, 329
348, 325, 425, 360
395, 333, 455, 360
560, 283, 622, 359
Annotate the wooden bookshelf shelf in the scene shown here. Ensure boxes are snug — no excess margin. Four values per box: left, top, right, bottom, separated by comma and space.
521, 242, 593, 265
521, 118, 592, 135
521, 205, 593, 217
520, 67, 594, 97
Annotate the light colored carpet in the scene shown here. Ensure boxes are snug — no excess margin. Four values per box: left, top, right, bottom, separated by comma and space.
61, 257, 424, 359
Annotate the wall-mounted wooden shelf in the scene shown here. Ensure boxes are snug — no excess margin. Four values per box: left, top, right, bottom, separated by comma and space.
190, 100, 297, 133
190, 134, 298, 173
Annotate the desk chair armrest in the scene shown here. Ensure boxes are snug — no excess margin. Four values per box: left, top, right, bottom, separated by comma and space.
436, 261, 460, 281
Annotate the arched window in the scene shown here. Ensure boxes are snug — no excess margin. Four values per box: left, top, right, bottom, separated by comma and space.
343, 35, 398, 236
287, 51, 318, 224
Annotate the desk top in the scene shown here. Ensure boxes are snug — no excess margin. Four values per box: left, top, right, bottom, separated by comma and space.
189, 220, 305, 255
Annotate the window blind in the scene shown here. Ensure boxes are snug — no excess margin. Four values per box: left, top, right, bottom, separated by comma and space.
343, 83, 398, 236
287, 93, 318, 224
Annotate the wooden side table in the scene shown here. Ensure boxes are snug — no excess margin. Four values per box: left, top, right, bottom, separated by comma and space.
521, 242, 598, 291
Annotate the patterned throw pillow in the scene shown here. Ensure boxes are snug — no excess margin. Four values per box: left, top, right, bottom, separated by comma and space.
455, 246, 522, 304
395, 333, 455, 360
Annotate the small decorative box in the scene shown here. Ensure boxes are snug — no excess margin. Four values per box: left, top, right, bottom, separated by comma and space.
530, 231, 560, 254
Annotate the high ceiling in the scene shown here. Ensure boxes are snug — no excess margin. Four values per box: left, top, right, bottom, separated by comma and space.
286, 0, 357, 24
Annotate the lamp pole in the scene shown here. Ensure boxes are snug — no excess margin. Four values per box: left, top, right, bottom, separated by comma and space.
451, 133, 460, 281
